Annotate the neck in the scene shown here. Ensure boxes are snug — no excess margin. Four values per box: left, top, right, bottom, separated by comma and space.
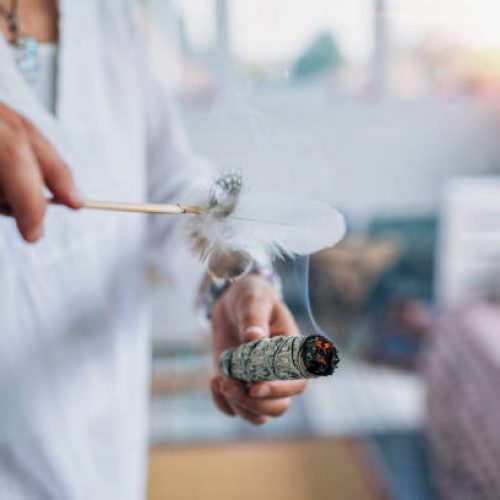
0, 0, 58, 44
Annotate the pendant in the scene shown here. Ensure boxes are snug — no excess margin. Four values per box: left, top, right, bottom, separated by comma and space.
14, 36, 39, 85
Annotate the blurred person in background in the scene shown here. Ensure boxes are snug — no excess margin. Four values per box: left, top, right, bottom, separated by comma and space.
0, 1, 308, 498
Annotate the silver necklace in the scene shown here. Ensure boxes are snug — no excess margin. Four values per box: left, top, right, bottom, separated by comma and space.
0, 0, 39, 84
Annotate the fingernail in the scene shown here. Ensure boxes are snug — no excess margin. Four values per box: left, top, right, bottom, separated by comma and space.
25, 226, 44, 243
71, 187, 85, 206
245, 326, 266, 338
252, 384, 271, 398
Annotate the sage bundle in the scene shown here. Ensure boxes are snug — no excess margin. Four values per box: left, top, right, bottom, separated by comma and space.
219, 334, 339, 382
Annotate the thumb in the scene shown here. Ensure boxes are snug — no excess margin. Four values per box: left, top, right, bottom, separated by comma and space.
236, 294, 274, 343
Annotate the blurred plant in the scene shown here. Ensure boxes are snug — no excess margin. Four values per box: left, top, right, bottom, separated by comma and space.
292, 31, 343, 80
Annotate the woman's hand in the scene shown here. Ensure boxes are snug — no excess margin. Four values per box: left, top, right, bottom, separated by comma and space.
0, 102, 83, 242
210, 274, 308, 425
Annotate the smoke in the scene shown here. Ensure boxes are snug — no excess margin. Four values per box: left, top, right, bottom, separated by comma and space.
291, 255, 333, 341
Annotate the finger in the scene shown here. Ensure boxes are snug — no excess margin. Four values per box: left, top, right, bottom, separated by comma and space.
0, 128, 46, 242
250, 380, 308, 399
221, 378, 291, 418
270, 302, 301, 337
220, 377, 248, 399
210, 377, 235, 417
230, 401, 268, 425
236, 291, 274, 343
24, 118, 83, 209
231, 395, 292, 418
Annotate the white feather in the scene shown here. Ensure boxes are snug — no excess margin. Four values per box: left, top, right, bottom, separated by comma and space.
186, 174, 346, 279
229, 193, 346, 257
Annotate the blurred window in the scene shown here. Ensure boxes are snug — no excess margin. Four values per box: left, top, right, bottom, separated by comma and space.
388, 0, 500, 100
144, 0, 500, 103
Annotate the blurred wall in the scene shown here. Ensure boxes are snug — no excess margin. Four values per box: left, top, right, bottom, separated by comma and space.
182, 92, 500, 223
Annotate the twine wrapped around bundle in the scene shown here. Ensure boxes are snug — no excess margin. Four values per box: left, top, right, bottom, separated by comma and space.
219, 334, 339, 382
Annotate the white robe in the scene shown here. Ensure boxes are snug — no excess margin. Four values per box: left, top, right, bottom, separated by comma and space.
0, 1, 211, 498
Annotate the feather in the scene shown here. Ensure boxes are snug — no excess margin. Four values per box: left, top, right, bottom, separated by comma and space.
186, 173, 346, 279
229, 193, 346, 257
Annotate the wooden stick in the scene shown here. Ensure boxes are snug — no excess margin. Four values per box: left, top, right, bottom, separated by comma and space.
0, 198, 202, 215
82, 200, 202, 215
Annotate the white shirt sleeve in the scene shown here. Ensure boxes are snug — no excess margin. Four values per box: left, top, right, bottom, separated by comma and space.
129, 10, 215, 280
143, 76, 215, 279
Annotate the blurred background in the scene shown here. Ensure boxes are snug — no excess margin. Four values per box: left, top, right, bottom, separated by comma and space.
142, 1, 500, 499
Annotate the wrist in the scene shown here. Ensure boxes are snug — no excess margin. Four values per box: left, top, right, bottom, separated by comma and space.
200, 261, 281, 319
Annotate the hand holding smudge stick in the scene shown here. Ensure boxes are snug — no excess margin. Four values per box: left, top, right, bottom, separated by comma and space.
219, 334, 339, 382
